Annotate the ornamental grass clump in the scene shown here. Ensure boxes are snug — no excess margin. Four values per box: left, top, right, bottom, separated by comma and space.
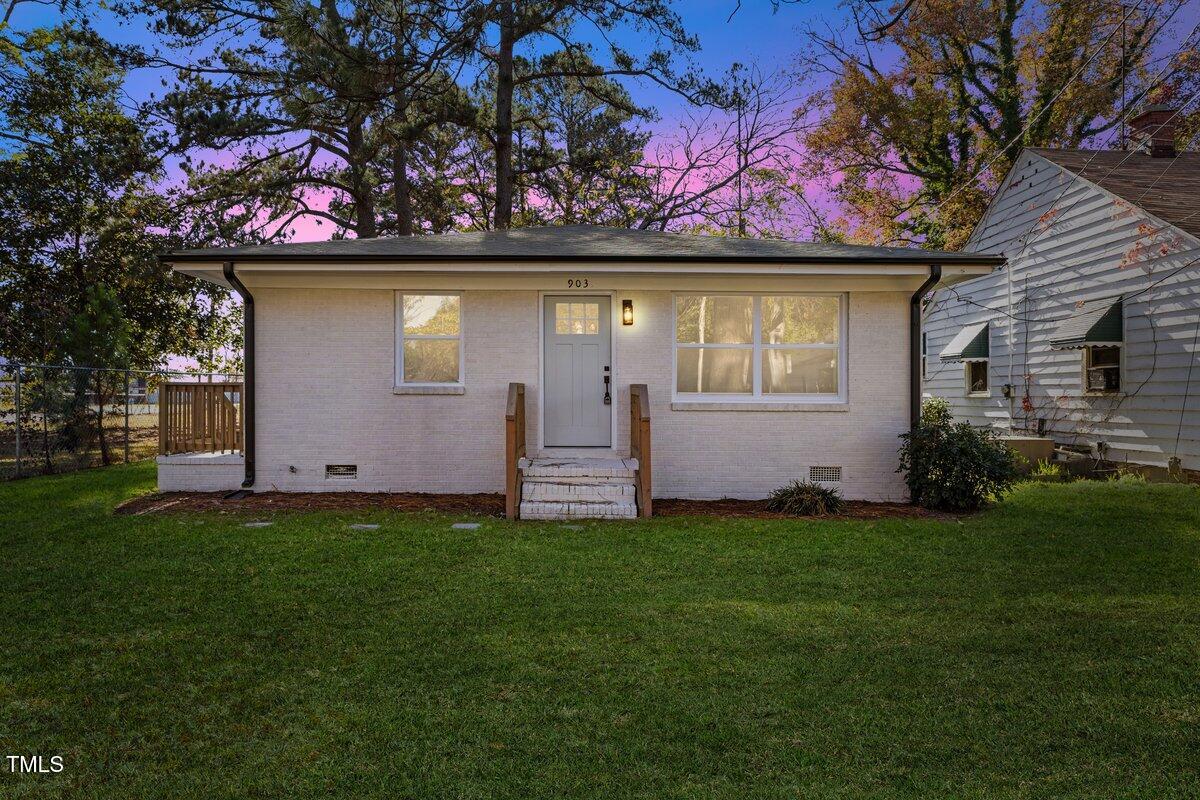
1029, 460, 1068, 483
897, 397, 1018, 511
766, 480, 844, 516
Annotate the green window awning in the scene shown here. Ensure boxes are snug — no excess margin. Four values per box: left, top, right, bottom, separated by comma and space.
940, 322, 990, 362
1049, 298, 1123, 350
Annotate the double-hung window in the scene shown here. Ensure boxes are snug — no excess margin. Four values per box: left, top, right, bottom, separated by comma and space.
674, 294, 844, 401
396, 293, 462, 386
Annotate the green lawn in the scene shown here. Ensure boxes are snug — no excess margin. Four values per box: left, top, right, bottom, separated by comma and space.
2, 463, 1198, 799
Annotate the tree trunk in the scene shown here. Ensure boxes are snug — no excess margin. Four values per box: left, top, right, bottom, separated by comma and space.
348, 119, 378, 238
993, 0, 1022, 150
356, 191, 378, 239
494, 1, 515, 229
394, 137, 413, 235
391, 4, 414, 237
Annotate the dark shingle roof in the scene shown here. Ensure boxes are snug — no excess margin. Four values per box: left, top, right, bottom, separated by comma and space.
163, 225, 1002, 265
1049, 298, 1124, 349
1027, 148, 1200, 241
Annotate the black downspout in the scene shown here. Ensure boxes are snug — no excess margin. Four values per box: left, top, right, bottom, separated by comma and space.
907, 264, 941, 505
223, 261, 255, 489
910, 264, 941, 428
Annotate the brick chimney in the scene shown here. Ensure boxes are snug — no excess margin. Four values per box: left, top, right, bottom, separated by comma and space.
1128, 105, 1178, 158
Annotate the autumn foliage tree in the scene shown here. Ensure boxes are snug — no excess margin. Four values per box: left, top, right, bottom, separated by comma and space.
798, 0, 1198, 248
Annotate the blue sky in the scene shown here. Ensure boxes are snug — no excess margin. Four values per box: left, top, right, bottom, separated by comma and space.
16, 0, 836, 120
14, 0, 1200, 136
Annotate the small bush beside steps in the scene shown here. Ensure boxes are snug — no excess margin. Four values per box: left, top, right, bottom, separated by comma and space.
766, 480, 844, 516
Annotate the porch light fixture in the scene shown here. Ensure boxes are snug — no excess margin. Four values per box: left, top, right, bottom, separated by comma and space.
622, 299, 634, 325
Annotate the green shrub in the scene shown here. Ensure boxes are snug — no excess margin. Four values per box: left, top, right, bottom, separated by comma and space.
766, 480, 844, 516
897, 397, 1018, 511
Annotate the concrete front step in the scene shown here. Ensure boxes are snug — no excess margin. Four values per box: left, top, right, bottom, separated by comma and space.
520, 499, 638, 520
520, 456, 638, 479
522, 480, 636, 503
518, 457, 641, 520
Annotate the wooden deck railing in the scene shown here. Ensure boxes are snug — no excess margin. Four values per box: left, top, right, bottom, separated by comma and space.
158, 382, 243, 455
629, 383, 652, 517
505, 382, 527, 520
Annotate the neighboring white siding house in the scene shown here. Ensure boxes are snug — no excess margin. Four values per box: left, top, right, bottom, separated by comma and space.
923, 143, 1200, 471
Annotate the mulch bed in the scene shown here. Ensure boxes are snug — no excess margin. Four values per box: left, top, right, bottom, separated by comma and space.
654, 497, 963, 521
116, 491, 507, 517
117, 491, 960, 521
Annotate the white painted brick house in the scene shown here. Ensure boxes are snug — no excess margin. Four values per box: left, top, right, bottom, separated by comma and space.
158, 225, 999, 517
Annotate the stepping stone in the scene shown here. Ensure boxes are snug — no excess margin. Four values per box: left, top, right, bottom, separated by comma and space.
243, 521, 273, 528
348, 524, 380, 531
451, 522, 481, 530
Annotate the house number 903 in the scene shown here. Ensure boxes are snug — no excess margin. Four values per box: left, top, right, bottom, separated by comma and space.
567, 278, 589, 288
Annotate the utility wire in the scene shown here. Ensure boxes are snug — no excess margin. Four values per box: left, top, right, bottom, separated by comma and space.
927, 88, 1200, 446
1003, 92, 1200, 269
925, 24, 1200, 325
939, 89, 1200, 321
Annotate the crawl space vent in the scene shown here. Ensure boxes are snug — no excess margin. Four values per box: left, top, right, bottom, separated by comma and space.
809, 466, 842, 483
325, 464, 358, 480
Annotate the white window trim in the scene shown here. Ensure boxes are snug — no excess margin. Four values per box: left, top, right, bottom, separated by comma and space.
671, 292, 848, 404
1081, 344, 1123, 396
921, 330, 928, 380
965, 360, 990, 397
395, 291, 465, 389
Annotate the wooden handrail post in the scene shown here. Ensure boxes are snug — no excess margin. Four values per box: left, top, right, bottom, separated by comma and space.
629, 384, 652, 517
505, 382, 527, 520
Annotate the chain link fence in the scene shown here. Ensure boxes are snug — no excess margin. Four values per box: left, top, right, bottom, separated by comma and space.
0, 363, 242, 480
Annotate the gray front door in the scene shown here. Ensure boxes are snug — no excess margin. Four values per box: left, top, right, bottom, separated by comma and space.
543, 296, 612, 447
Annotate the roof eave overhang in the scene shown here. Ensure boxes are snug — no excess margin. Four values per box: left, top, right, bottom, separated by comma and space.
161, 252, 1006, 267
163, 256, 1002, 288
